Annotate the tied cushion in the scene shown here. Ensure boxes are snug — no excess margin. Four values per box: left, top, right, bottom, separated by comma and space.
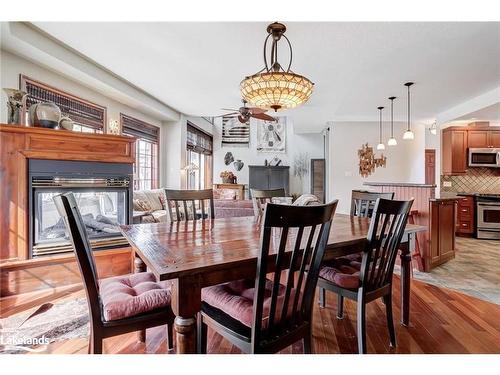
100, 272, 171, 321
320, 257, 362, 289
202, 279, 297, 328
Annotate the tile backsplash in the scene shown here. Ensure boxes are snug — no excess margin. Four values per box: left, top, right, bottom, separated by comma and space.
441, 167, 500, 194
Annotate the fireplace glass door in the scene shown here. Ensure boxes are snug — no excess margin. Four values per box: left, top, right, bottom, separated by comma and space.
32, 189, 128, 256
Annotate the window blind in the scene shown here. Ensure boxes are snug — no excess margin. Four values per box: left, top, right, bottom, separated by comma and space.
21, 75, 106, 130
121, 114, 159, 142
187, 122, 213, 155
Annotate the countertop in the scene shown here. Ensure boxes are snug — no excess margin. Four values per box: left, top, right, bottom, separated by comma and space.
363, 182, 437, 188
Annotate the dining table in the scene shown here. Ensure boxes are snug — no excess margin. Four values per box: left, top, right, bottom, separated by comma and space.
120, 214, 426, 354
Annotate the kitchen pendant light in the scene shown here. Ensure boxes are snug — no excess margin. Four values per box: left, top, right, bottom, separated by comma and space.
377, 106, 385, 150
240, 22, 314, 112
403, 82, 415, 140
387, 96, 397, 146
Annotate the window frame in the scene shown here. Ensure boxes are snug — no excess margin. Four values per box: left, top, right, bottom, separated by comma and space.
120, 113, 160, 191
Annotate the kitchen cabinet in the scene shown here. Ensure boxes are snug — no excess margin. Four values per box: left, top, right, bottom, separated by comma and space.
456, 195, 475, 236
428, 199, 456, 271
490, 131, 500, 147
442, 128, 468, 175
468, 130, 500, 148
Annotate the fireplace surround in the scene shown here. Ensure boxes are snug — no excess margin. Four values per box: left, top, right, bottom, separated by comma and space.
29, 159, 133, 257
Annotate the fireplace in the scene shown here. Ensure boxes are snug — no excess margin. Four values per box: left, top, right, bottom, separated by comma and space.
29, 159, 133, 257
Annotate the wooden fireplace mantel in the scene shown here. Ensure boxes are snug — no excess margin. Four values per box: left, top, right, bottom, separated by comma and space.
0, 123, 136, 263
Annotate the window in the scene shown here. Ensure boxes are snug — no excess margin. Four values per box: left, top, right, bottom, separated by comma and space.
121, 114, 159, 191
186, 123, 213, 190
20, 75, 106, 133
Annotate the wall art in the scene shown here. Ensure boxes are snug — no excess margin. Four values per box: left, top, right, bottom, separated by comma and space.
358, 143, 387, 178
222, 116, 250, 147
257, 117, 286, 153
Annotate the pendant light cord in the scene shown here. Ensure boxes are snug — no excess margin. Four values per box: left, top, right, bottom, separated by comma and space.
407, 85, 411, 131
391, 98, 394, 137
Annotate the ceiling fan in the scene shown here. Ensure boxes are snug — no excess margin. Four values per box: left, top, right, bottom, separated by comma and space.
215, 99, 277, 123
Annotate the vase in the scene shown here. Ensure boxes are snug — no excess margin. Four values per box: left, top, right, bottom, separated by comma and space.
59, 117, 74, 131
29, 102, 61, 129
3, 88, 27, 125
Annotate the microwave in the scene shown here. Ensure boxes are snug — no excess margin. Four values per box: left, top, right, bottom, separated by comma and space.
468, 148, 500, 168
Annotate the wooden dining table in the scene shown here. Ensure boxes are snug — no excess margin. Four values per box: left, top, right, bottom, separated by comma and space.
120, 214, 426, 354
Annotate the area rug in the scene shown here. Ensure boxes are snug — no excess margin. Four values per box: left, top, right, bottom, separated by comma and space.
0, 298, 89, 354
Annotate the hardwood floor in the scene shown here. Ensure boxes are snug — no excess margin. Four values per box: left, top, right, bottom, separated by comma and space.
5, 275, 499, 354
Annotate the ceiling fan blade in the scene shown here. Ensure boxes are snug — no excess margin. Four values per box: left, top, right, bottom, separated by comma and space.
251, 112, 277, 122
221, 108, 240, 112
213, 112, 239, 118
248, 107, 267, 114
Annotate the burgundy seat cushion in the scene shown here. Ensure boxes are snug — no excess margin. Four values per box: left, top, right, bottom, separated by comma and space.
201, 279, 296, 328
100, 272, 171, 321
320, 257, 362, 289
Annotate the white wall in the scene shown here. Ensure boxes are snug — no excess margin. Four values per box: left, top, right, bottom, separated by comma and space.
212, 117, 325, 196
0, 50, 164, 129
328, 121, 426, 214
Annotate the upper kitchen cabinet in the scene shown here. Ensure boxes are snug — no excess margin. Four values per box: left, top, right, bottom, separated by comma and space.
468, 129, 500, 148
490, 131, 500, 147
442, 127, 468, 175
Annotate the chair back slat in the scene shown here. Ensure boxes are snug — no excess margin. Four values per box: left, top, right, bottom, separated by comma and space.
165, 189, 215, 222
251, 201, 338, 347
53, 192, 103, 325
267, 226, 289, 335
360, 198, 413, 291
290, 224, 317, 327
279, 226, 304, 327
251, 188, 286, 217
351, 190, 395, 218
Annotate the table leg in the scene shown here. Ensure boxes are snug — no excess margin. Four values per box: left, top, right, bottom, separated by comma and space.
134, 254, 146, 342
400, 233, 415, 327
172, 277, 201, 354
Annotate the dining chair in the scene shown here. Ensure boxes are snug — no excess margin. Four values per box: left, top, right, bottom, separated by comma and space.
53, 192, 175, 354
319, 190, 395, 310
250, 188, 287, 217
317, 198, 413, 354
164, 188, 215, 222
198, 200, 338, 354
350, 190, 395, 217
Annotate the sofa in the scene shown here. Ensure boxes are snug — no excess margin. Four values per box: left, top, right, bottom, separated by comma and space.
133, 188, 254, 223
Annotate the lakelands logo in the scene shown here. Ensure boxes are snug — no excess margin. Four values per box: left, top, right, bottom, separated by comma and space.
0, 334, 49, 353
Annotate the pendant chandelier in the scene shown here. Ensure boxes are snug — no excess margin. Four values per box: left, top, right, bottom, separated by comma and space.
403, 82, 415, 140
240, 22, 314, 112
377, 106, 386, 150
387, 96, 397, 146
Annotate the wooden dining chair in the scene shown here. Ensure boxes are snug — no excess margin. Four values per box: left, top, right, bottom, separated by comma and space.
197, 200, 338, 354
53, 192, 175, 354
319, 190, 396, 310
317, 198, 413, 354
250, 188, 287, 217
164, 189, 215, 222
350, 190, 395, 217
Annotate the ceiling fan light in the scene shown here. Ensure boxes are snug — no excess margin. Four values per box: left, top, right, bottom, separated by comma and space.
388, 137, 397, 146
403, 130, 414, 140
377, 143, 386, 150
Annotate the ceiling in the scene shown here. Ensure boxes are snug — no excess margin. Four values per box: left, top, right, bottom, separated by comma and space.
453, 102, 500, 122
32, 22, 500, 132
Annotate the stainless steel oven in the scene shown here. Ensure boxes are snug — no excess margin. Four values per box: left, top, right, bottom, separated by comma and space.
476, 195, 500, 240
468, 148, 500, 168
